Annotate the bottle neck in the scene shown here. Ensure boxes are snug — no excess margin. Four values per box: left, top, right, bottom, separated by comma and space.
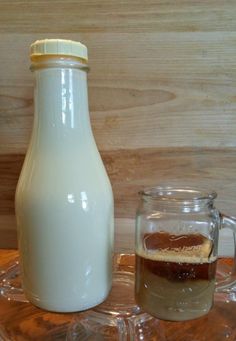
33, 58, 93, 148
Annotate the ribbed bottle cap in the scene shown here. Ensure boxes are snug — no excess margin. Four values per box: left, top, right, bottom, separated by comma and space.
30, 39, 88, 61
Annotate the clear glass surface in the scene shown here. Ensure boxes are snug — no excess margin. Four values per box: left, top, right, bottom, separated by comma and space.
135, 186, 236, 321
0, 252, 236, 340
0, 254, 163, 340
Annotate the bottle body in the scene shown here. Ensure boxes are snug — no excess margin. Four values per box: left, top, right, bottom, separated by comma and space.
15, 56, 114, 312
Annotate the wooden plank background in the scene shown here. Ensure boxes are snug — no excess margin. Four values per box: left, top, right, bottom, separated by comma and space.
0, 1, 236, 248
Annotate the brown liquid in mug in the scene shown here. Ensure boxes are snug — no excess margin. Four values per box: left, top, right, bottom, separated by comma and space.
135, 232, 217, 321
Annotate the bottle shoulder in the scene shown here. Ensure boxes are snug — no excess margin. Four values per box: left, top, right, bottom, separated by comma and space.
17, 148, 112, 192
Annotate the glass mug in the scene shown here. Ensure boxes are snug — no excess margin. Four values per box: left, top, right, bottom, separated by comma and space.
135, 186, 236, 322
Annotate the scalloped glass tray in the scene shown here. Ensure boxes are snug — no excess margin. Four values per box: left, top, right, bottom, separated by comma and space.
0, 254, 236, 341
0, 254, 163, 340
1, 255, 236, 304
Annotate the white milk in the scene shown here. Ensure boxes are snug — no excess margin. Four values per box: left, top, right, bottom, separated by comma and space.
15, 40, 114, 312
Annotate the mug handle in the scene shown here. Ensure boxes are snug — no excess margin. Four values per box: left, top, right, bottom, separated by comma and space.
215, 213, 236, 295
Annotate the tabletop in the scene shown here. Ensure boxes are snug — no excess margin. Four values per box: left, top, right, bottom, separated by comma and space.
0, 249, 236, 341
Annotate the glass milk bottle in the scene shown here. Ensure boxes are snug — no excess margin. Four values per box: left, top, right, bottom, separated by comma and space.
15, 39, 114, 312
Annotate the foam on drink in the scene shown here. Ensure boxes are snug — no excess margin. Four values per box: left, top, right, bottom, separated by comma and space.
135, 232, 217, 321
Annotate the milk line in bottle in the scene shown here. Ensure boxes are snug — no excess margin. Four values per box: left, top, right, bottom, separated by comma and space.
15, 39, 114, 312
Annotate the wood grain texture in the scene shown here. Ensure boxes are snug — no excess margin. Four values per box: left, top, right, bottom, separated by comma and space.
0, 216, 17, 249
0, 0, 235, 33
1, 32, 236, 153
104, 147, 236, 217
1, 0, 236, 247
1, 147, 236, 248
1, 148, 236, 218
0, 251, 236, 340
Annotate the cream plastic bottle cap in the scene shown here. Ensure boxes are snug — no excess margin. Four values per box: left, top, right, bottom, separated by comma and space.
30, 39, 88, 61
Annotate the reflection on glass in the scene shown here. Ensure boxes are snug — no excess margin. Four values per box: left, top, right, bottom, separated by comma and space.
80, 191, 89, 211
60, 69, 75, 128
67, 193, 75, 204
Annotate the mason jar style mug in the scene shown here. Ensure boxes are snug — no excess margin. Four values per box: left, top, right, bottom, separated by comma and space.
135, 186, 236, 321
